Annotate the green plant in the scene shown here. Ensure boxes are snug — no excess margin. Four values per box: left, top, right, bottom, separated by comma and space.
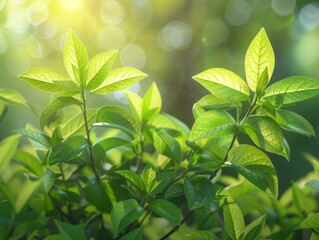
0, 28, 319, 240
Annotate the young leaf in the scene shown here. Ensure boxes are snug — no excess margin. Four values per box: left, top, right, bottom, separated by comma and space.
193, 68, 250, 102
190, 110, 237, 141
63, 31, 89, 87
95, 105, 141, 138
152, 129, 181, 166
148, 199, 181, 225
184, 177, 218, 210
92, 67, 148, 94
141, 165, 157, 193
314, 160, 319, 179
223, 197, 245, 240
299, 213, 319, 233
142, 82, 162, 122
227, 145, 278, 198
40, 96, 81, 130
0, 89, 28, 108
115, 170, 145, 192
84, 179, 112, 213
19, 68, 78, 95
54, 220, 87, 240
245, 28, 274, 92
263, 76, 319, 106
111, 199, 144, 234
124, 91, 143, 123
256, 68, 269, 97
242, 115, 287, 159
86, 50, 119, 90
0, 134, 21, 171
192, 94, 240, 119
243, 215, 266, 240
275, 109, 315, 137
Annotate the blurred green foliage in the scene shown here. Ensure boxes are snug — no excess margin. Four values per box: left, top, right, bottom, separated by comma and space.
1, 0, 319, 192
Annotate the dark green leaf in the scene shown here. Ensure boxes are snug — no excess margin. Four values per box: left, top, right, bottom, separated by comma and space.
152, 129, 181, 166
242, 115, 288, 159
186, 230, 220, 240
63, 31, 89, 87
95, 105, 140, 138
299, 213, 319, 233
305, 179, 319, 192
55, 219, 87, 240
93, 67, 148, 94
14, 128, 50, 147
0, 134, 21, 171
190, 110, 237, 141
94, 137, 130, 152
87, 50, 119, 90
119, 226, 143, 240
223, 197, 245, 240
11, 219, 47, 240
245, 28, 274, 92
116, 170, 145, 191
0, 89, 28, 108
148, 199, 181, 225
243, 215, 266, 240
111, 199, 144, 233
275, 109, 315, 137
14, 150, 43, 176
263, 76, 319, 106
227, 144, 278, 198
184, 177, 218, 210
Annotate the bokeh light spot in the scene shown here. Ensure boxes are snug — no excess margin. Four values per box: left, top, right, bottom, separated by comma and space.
100, 1, 124, 25
271, 0, 296, 17
202, 19, 229, 46
60, 0, 81, 10
157, 21, 192, 51
299, 3, 319, 30
27, 1, 49, 26
35, 21, 59, 40
120, 43, 146, 69
133, 0, 148, 7
225, 0, 252, 26
97, 26, 126, 50
0, 32, 7, 54
7, 9, 30, 33
26, 35, 51, 58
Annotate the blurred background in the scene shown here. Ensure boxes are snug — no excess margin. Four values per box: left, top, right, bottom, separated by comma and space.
1, 0, 319, 193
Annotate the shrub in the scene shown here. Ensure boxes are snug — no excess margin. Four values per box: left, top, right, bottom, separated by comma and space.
0, 28, 319, 239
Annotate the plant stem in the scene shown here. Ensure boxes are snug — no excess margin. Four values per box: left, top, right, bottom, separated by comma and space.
81, 91, 100, 181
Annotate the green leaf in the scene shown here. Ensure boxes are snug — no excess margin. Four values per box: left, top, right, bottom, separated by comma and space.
0, 89, 28, 108
243, 215, 266, 240
263, 76, 319, 106
119, 226, 143, 240
40, 96, 81, 130
275, 109, 315, 137
299, 213, 319, 233
152, 129, 181, 166
19, 68, 79, 95
186, 231, 220, 240
124, 91, 143, 123
256, 68, 269, 97
142, 82, 162, 122
84, 179, 112, 213
141, 165, 157, 193
61, 109, 95, 138
223, 197, 245, 240
227, 145, 278, 198
14, 128, 50, 147
184, 177, 218, 210
115, 170, 145, 192
94, 137, 130, 152
95, 105, 140, 138
242, 115, 287, 159
190, 110, 237, 141
48, 136, 88, 165
11, 219, 47, 240
0, 134, 21, 171
54, 220, 87, 240
245, 28, 274, 92
0, 102, 7, 121
193, 68, 250, 101
314, 160, 319, 179
148, 199, 181, 225
87, 50, 119, 90
111, 199, 144, 234
15, 178, 43, 213
41, 170, 56, 193
305, 179, 319, 192
192, 94, 240, 119
92, 67, 148, 94
14, 150, 43, 176
63, 31, 89, 87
